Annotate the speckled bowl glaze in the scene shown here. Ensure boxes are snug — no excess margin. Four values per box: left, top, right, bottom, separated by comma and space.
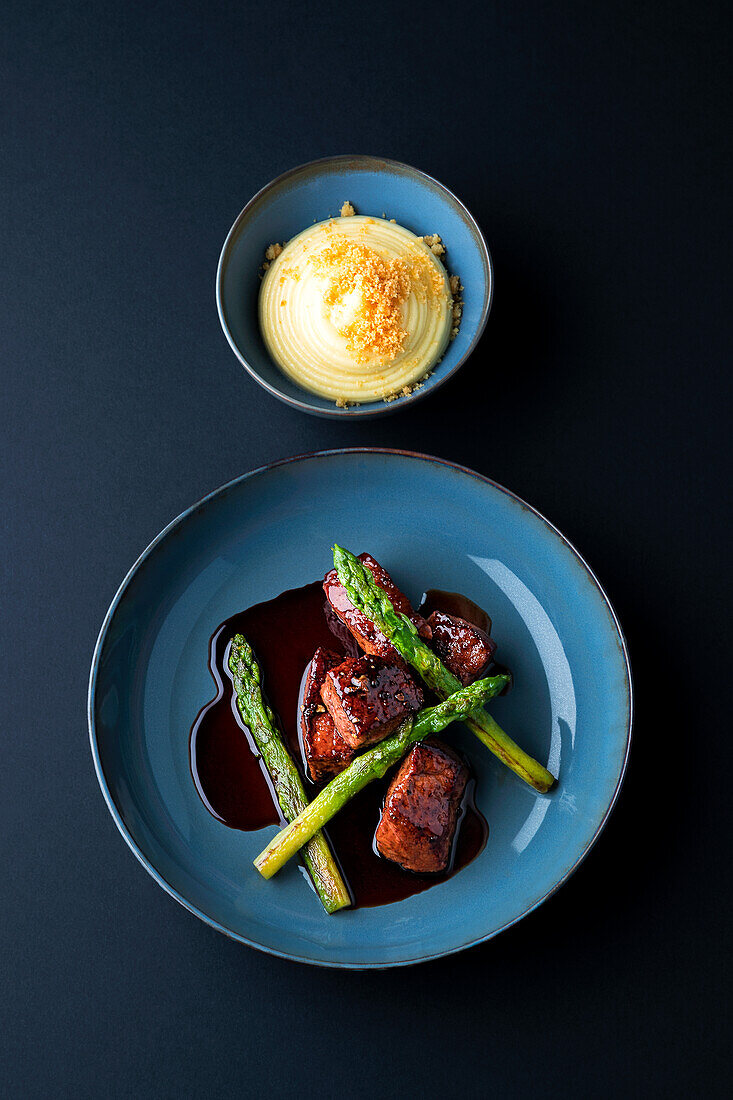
216, 156, 492, 418
89, 450, 632, 968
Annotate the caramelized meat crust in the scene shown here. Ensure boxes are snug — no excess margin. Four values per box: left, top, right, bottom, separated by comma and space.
427, 610, 496, 686
300, 647, 355, 781
375, 739, 469, 873
320, 654, 423, 750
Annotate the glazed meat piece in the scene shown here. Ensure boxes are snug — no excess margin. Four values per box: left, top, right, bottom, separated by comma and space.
419, 588, 492, 634
427, 610, 497, 686
323, 553, 431, 664
300, 647, 355, 781
320, 655, 423, 750
375, 739, 469, 873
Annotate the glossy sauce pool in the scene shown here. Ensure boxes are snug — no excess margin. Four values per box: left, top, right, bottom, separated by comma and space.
190, 580, 488, 909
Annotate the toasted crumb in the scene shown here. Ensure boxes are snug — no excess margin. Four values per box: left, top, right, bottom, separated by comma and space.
448, 269, 463, 340
312, 238, 412, 363
422, 233, 446, 257
335, 397, 348, 408
382, 375, 428, 403
265, 242, 283, 261
340, 201, 356, 217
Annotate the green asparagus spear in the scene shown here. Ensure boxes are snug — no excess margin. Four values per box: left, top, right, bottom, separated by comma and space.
332, 545, 556, 793
254, 672, 509, 879
228, 634, 350, 913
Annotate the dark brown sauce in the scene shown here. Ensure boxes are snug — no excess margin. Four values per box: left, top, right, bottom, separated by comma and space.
190, 582, 334, 832
419, 588, 492, 633
190, 580, 488, 909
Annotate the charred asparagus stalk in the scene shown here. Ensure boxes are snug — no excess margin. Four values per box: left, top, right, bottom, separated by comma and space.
254, 673, 509, 879
332, 545, 556, 793
228, 634, 350, 913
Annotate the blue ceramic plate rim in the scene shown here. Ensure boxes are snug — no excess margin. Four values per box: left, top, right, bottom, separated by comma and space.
88, 449, 633, 968
215, 155, 493, 419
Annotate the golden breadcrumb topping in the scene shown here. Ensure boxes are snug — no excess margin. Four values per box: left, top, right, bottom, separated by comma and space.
408, 248, 447, 300
260, 241, 285, 275
382, 371, 431, 401
449, 273, 463, 340
312, 239, 412, 363
340, 201, 356, 217
422, 233, 446, 257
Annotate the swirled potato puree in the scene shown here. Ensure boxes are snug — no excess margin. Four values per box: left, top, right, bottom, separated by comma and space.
258, 206, 460, 405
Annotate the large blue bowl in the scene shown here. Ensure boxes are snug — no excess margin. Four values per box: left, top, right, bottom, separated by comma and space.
216, 156, 492, 418
88, 450, 632, 967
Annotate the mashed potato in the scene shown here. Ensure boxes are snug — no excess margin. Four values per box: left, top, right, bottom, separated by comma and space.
258, 215, 453, 404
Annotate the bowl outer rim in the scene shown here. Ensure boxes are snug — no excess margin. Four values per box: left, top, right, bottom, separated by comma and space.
88, 447, 634, 969
215, 155, 494, 419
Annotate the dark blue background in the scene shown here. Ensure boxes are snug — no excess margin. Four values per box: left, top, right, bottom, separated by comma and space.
3, 2, 731, 1096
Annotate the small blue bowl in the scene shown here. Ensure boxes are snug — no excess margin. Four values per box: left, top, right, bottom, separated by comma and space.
216, 156, 493, 418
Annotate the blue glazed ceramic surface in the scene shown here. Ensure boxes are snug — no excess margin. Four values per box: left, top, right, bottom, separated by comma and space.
89, 451, 632, 967
216, 156, 492, 418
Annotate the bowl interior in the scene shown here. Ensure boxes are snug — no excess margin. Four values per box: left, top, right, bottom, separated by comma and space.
90, 451, 631, 967
217, 157, 491, 417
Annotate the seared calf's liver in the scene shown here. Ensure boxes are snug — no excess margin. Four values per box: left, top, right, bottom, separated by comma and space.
323, 553, 431, 664
300, 647, 355, 781
320, 655, 423, 750
375, 739, 469, 873
427, 610, 496, 686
